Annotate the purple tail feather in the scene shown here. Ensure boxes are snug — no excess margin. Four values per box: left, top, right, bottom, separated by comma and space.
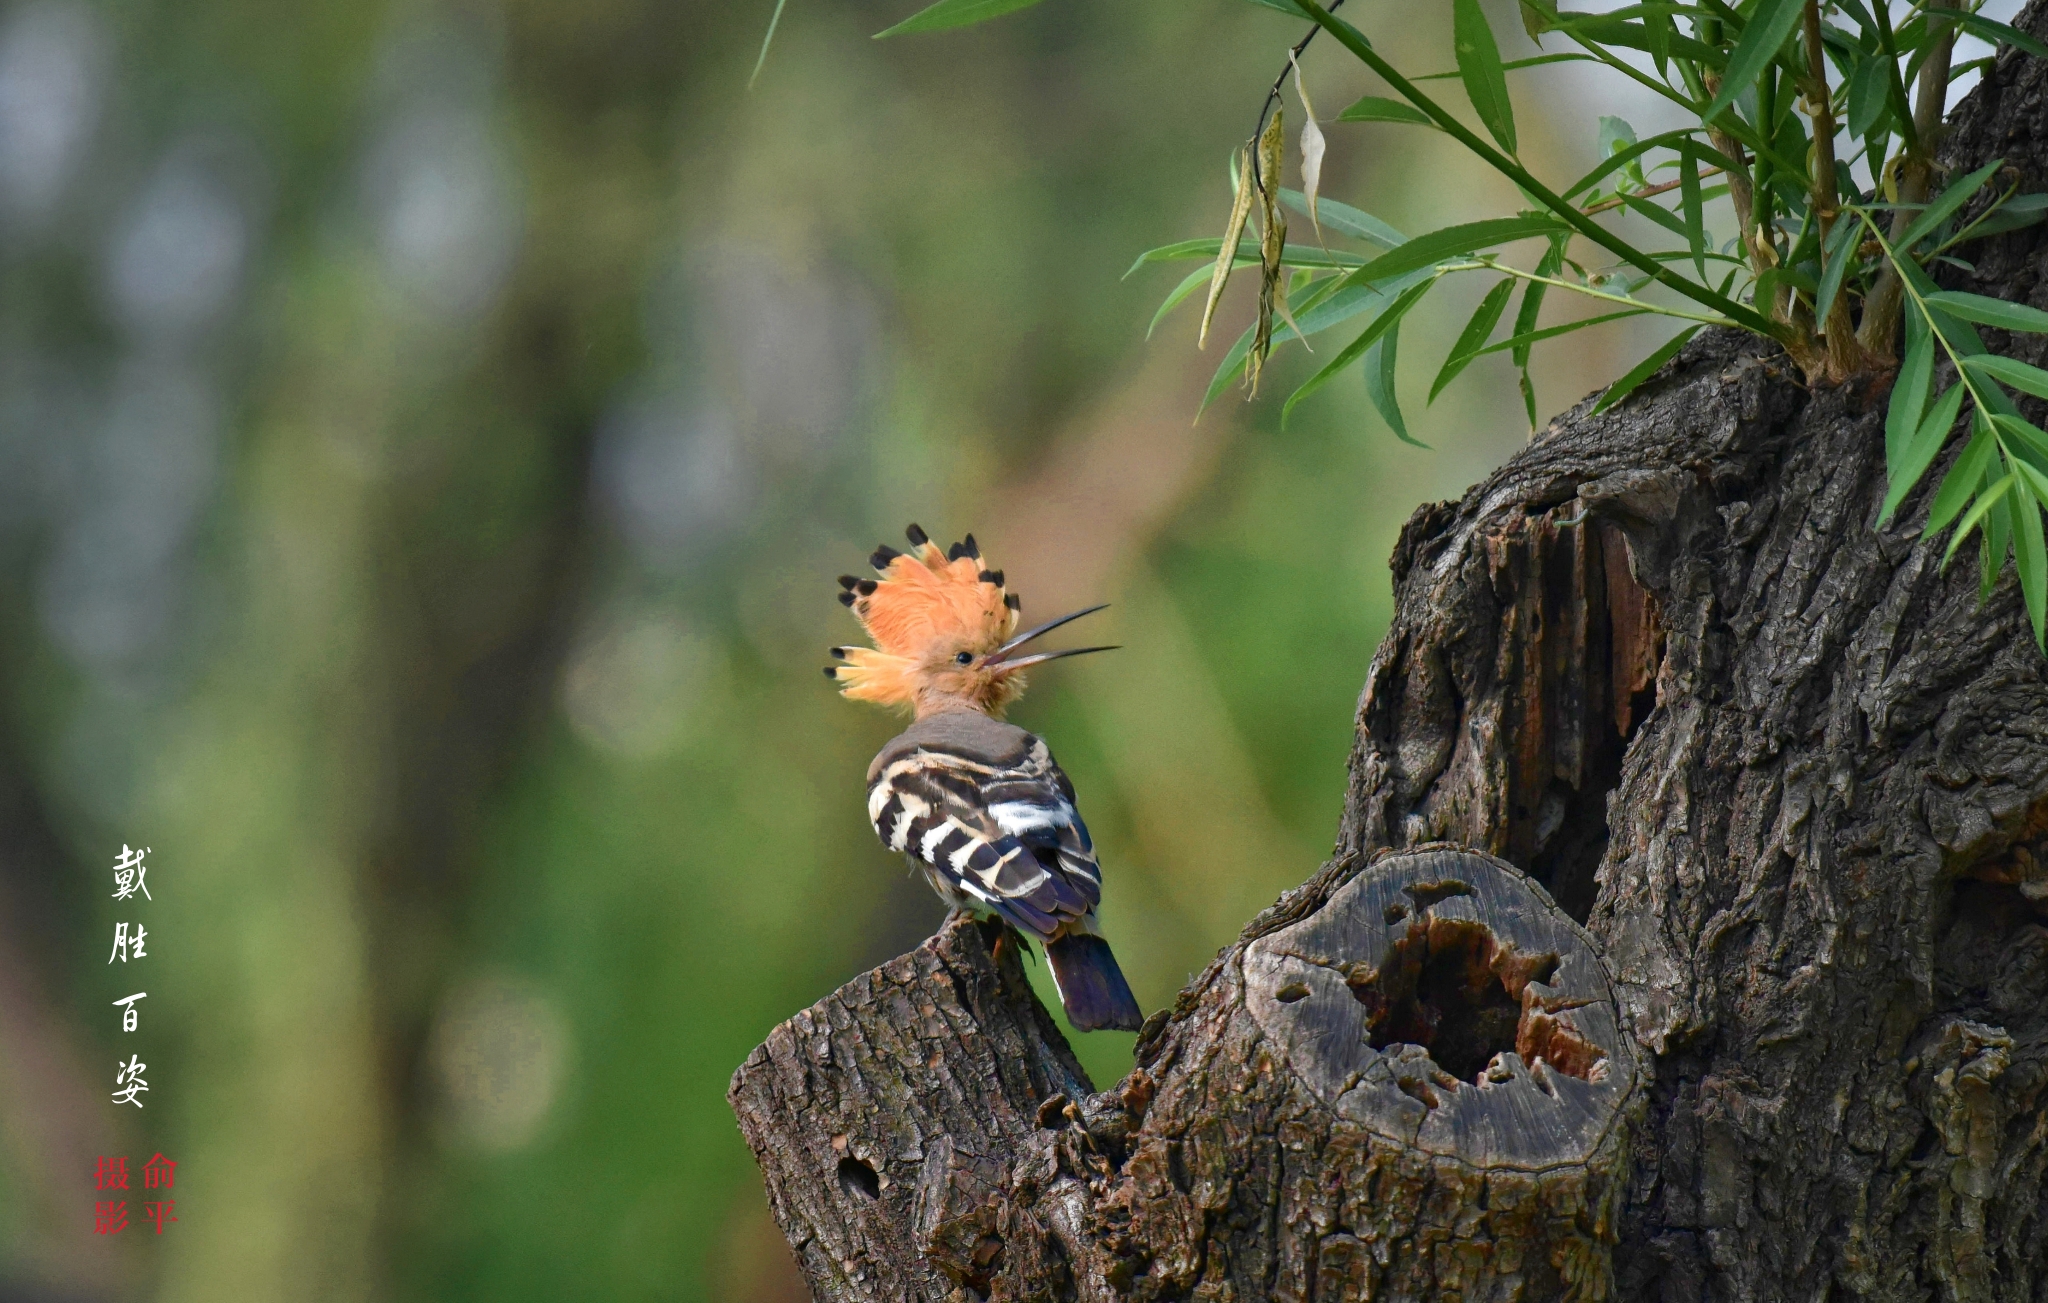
1045, 932, 1143, 1032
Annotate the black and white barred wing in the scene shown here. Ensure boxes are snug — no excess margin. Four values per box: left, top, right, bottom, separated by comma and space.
867, 741, 1101, 940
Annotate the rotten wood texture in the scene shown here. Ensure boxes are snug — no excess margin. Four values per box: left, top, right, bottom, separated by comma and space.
730, 917, 1099, 1300
732, 848, 1641, 1302
737, 11, 2048, 1300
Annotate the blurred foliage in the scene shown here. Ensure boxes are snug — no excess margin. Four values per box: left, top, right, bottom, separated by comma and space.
0, 0, 1714, 1298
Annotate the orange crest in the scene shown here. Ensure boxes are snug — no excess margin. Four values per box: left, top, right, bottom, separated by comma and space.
826, 525, 1019, 707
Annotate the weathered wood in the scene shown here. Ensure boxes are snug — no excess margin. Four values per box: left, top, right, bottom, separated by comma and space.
732, 848, 1640, 1301
729, 916, 1102, 1301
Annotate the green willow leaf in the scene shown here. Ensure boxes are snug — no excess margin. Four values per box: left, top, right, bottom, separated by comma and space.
1471, 307, 1650, 359
1924, 291, 2048, 334
1278, 189, 1408, 248
1282, 277, 1437, 423
1620, 191, 1693, 240
2016, 467, 2048, 646
1430, 278, 1516, 401
875, 0, 1045, 36
1964, 353, 2048, 400
1512, 236, 1567, 422
1365, 328, 1424, 446
1846, 51, 1891, 139
1881, 381, 1967, 524
1949, 10, 2048, 61
1543, 11, 1727, 68
1592, 325, 1700, 414
1968, 193, 2048, 239
1925, 425, 1998, 539
1678, 141, 1706, 279
1201, 322, 1258, 412
1453, 0, 1517, 154
1985, 490, 2015, 601
1993, 412, 2048, 464
1564, 129, 1728, 201
1149, 263, 1240, 338
1814, 215, 1861, 329
1896, 159, 2004, 251
1126, 237, 1369, 278
1336, 215, 1567, 290
1703, 0, 1806, 124
1412, 52, 1598, 80
1336, 96, 1437, 127
1945, 472, 2013, 567
1886, 329, 1935, 469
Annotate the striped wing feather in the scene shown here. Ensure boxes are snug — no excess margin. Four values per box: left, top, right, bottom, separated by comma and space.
867, 738, 1100, 940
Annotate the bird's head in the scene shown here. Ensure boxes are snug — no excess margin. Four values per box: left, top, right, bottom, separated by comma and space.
826, 524, 1114, 718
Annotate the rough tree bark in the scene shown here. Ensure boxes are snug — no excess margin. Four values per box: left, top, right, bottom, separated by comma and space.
732, 17, 2048, 1301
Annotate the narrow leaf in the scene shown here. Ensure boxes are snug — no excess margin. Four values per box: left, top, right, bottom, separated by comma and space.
1513, 235, 1567, 368
1814, 214, 1860, 331
1150, 263, 1240, 338
1592, 325, 1701, 414
1847, 50, 1890, 139
1703, 0, 1807, 124
1881, 380, 1967, 523
1279, 189, 1407, 248
2016, 473, 2048, 645
1453, 0, 1517, 154
1949, 10, 2048, 61
1472, 307, 1650, 359
1886, 330, 1934, 470
1201, 323, 1258, 413
1430, 279, 1516, 401
875, 0, 1045, 37
1966, 192, 2048, 239
1679, 142, 1706, 279
1282, 277, 1437, 423
1985, 490, 2015, 600
1945, 473, 2012, 567
1336, 96, 1437, 127
1923, 290, 2048, 334
1564, 129, 1731, 201
748, 0, 791, 88
1896, 159, 2004, 251
1993, 412, 2048, 463
1925, 424, 1998, 539
1366, 328, 1425, 446
1338, 215, 1568, 291
1200, 152, 1258, 348
1964, 353, 2048, 400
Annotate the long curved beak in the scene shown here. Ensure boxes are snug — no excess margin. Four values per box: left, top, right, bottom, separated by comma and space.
986, 603, 1116, 667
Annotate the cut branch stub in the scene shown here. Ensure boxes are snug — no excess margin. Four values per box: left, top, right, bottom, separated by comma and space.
1109, 845, 1642, 1302
1243, 847, 1635, 1169
729, 917, 1101, 1302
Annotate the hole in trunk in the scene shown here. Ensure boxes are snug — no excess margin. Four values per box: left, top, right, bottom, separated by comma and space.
1349, 915, 1599, 1084
837, 1156, 880, 1200
1513, 518, 1665, 921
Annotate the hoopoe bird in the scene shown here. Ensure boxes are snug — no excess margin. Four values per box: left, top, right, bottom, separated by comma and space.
826, 524, 1144, 1032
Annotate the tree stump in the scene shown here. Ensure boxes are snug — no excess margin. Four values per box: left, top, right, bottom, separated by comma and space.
728, 916, 1099, 1301
730, 847, 1640, 1301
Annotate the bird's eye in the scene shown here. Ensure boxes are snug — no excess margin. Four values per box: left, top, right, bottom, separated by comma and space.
955, 651, 975, 665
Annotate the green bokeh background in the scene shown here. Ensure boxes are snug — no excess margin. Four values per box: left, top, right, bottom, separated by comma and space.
0, 0, 1678, 1297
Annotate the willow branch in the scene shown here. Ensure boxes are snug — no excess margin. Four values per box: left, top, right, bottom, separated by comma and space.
1860, 0, 1958, 358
